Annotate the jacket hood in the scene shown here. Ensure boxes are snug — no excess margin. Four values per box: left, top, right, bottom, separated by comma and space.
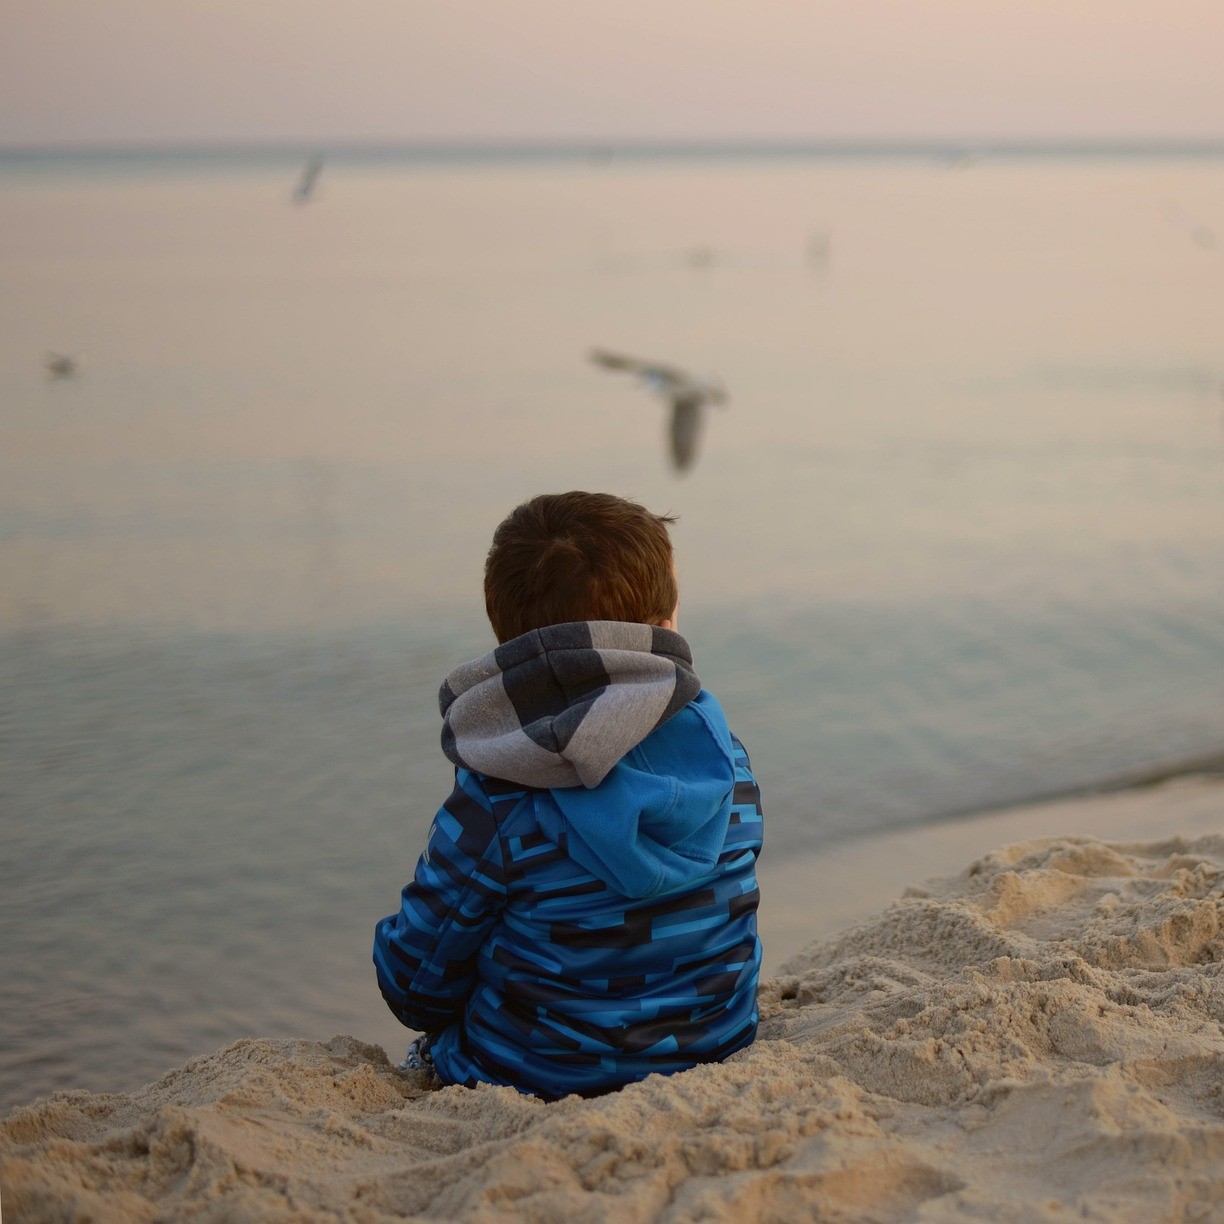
440, 622, 736, 898
440, 621, 702, 790
535, 690, 737, 897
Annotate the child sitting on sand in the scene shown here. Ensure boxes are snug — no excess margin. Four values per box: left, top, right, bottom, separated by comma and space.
373, 491, 763, 1099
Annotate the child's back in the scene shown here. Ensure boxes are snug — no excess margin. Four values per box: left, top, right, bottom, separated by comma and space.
373, 494, 763, 1099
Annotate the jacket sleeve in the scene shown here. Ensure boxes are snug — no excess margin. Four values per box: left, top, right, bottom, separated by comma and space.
373, 770, 508, 1034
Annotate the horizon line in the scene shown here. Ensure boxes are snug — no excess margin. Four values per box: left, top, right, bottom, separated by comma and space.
5, 135, 1224, 162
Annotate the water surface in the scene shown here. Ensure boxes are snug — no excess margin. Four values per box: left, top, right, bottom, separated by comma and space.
3, 153, 1223, 1109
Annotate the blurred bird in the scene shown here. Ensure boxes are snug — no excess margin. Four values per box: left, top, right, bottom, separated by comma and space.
44, 352, 79, 380
589, 349, 728, 473
1163, 204, 1216, 251
807, 230, 831, 270
292, 156, 324, 205
943, 149, 981, 171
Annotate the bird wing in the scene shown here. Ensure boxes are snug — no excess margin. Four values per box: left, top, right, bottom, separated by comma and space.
669, 397, 704, 471
293, 157, 323, 201
589, 349, 692, 391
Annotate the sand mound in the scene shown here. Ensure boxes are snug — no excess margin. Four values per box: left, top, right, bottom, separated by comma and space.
5, 835, 1224, 1222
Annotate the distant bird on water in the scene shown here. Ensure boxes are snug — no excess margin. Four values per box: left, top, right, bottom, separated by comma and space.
292, 155, 324, 205
44, 352, 79, 380
589, 349, 728, 473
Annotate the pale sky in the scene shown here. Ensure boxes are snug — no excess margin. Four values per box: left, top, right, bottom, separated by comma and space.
3, 0, 1224, 147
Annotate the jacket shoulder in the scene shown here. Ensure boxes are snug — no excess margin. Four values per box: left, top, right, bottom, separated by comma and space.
458, 770, 537, 834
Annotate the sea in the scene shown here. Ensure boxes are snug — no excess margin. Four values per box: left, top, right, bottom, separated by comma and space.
2, 145, 1223, 1111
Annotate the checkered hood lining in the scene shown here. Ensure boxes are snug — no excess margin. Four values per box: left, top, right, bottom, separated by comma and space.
438, 621, 702, 790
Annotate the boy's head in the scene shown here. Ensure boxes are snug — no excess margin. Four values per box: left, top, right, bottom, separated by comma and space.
484, 492, 678, 644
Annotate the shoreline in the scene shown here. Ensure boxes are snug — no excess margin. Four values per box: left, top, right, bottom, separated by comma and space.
758, 768, 1224, 972
884, 746, 1224, 837
4, 775, 1222, 1221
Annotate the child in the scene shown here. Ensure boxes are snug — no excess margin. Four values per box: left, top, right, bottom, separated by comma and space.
373, 491, 763, 1099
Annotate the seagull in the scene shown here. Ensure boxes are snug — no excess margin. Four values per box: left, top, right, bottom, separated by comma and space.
292, 155, 324, 205
590, 349, 728, 473
1163, 204, 1216, 251
807, 229, 831, 270
44, 352, 79, 380
943, 149, 981, 171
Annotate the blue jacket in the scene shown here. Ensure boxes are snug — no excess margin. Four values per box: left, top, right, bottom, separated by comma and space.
373, 622, 763, 1099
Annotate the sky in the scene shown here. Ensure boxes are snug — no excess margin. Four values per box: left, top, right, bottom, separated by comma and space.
3, 0, 1224, 147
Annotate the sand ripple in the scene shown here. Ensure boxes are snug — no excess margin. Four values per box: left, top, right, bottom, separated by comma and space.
5, 836, 1224, 1222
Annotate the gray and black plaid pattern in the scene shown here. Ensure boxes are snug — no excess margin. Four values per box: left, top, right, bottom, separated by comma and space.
439, 622, 701, 789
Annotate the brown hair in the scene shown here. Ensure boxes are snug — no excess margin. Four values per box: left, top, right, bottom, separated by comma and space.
484, 492, 678, 643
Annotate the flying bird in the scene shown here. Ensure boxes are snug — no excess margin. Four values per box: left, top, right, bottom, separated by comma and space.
590, 349, 727, 473
292, 156, 324, 205
1162, 204, 1216, 251
44, 352, 79, 380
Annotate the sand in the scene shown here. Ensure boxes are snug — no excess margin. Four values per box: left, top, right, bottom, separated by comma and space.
4, 782, 1224, 1222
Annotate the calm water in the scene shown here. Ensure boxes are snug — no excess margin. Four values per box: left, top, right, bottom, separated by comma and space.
2, 153, 1224, 1111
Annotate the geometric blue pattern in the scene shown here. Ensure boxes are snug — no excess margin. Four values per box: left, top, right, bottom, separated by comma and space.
373, 738, 762, 1099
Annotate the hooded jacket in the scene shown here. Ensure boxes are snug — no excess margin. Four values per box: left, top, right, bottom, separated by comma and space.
373, 621, 763, 1099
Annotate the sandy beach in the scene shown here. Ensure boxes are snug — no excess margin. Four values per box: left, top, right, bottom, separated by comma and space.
3, 775, 1224, 1222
